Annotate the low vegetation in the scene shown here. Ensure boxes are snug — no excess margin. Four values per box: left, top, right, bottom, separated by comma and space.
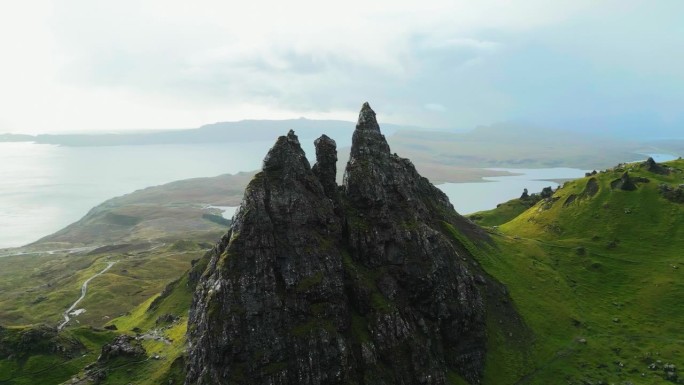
1, 158, 683, 384
474, 158, 684, 384
468, 193, 542, 227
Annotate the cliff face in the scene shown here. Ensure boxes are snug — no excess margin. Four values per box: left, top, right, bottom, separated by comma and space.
186, 103, 492, 385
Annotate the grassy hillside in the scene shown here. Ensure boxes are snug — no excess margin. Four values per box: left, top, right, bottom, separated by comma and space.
0, 325, 117, 385
30, 172, 252, 248
0, 170, 239, 384
0, 256, 202, 385
0, 243, 205, 328
0, 171, 242, 327
3, 158, 684, 385
468, 195, 542, 227
59, 256, 208, 385
472, 158, 684, 384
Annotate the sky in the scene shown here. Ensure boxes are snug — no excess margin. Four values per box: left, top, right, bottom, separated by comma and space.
0, 0, 682, 135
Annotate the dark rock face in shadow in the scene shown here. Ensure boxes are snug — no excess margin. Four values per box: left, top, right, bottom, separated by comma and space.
312, 134, 338, 201
185, 103, 510, 385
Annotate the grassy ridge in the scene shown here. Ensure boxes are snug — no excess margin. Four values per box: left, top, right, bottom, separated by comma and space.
0, 243, 203, 328
81, 270, 196, 385
0, 326, 117, 385
473, 159, 684, 384
468, 195, 542, 227
0, 269, 196, 385
0, 243, 201, 385
3, 159, 684, 384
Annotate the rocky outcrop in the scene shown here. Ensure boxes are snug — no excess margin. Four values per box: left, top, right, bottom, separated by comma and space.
98, 335, 145, 362
185, 102, 503, 385
642, 157, 670, 175
0, 324, 84, 359
156, 313, 181, 325
563, 194, 577, 207
611, 172, 638, 191
540, 186, 554, 199
659, 183, 684, 203
563, 177, 600, 208
610, 171, 651, 191
583, 177, 600, 197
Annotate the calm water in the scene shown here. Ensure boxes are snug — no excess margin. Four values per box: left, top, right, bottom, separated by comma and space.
441, 153, 678, 215
0, 142, 273, 248
0, 142, 675, 248
637, 153, 678, 163
216, 168, 590, 220
440, 168, 588, 215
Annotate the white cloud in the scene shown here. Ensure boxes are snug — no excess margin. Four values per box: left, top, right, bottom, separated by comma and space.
0, 0, 679, 133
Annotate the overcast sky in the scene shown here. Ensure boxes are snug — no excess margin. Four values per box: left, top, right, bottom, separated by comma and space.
0, 1, 682, 135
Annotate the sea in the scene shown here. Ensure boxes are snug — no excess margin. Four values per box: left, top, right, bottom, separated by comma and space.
0, 141, 676, 248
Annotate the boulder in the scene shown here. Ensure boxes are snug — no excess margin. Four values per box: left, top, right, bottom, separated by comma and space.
98, 335, 145, 362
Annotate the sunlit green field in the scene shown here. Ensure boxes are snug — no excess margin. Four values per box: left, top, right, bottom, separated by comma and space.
2, 159, 683, 384
474, 159, 684, 384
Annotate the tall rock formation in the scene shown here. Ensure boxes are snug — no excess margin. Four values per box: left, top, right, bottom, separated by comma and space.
311, 134, 338, 200
186, 103, 498, 385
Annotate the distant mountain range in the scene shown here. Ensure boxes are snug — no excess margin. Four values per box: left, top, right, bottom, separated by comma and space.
2, 118, 681, 174
2, 117, 681, 149
0, 119, 422, 147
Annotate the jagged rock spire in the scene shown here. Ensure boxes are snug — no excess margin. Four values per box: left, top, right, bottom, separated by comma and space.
186, 102, 501, 385
262, 129, 311, 176
357, 101, 381, 132
348, 102, 390, 159
186, 126, 345, 385
312, 134, 338, 200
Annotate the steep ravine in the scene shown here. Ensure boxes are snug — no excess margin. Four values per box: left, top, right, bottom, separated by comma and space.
185, 103, 521, 385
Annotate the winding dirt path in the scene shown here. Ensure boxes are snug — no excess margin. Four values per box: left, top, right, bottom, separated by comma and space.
58, 261, 116, 330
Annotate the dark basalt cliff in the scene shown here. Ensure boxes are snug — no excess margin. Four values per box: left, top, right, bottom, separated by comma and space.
186, 103, 501, 385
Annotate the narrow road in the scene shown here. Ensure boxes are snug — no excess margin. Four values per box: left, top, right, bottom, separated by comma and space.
58, 261, 116, 331
0, 245, 101, 258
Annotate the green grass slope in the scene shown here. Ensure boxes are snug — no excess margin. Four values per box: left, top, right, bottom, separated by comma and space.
0, 325, 117, 385
468, 195, 542, 227
472, 159, 684, 384
0, 252, 201, 385
29, 172, 251, 248
62, 258, 205, 385
0, 169, 230, 384
0, 244, 204, 327
4, 158, 684, 385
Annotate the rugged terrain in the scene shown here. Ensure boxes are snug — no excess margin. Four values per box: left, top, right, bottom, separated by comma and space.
0, 170, 257, 328
0, 172, 249, 384
0, 109, 682, 384
185, 103, 519, 384
469, 157, 684, 384
29, 172, 254, 248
